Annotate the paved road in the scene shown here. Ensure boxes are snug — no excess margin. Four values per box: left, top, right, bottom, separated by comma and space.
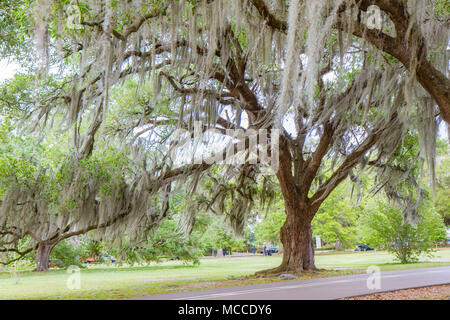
133, 266, 450, 300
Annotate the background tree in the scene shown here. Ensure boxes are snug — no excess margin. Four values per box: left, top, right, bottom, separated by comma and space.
196, 213, 250, 255
358, 200, 446, 263
312, 182, 358, 250
49, 239, 84, 268
254, 201, 285, 247
110, 218, 201, 265
435, 145, 450, 226
0, 75, 173, 271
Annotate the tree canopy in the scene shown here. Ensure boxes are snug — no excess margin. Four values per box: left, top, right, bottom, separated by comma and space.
0, 0, 448, 273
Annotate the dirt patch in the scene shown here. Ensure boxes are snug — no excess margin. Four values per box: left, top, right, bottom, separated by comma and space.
166, 281, 228, 290
159, 277, 281, 292
156, 271, 362, 293
179, 279, 256, 289
137, 277, 201, 283
161, 279, 252, 291
342, 284, 450, 300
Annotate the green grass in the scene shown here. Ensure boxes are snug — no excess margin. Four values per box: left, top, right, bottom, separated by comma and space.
315, 248, 450, 269
1, 248, 449, 300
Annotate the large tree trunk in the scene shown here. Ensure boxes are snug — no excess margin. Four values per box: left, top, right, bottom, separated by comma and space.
277, 207, 316, 273
256, 197, 316, 275
257, 144, 317, 275
34, 243, 55, 272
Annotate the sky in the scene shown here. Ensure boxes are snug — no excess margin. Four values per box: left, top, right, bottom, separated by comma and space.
0, 59, 19, 82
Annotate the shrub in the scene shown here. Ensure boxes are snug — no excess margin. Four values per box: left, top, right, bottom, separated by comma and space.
51, 240, 83, 269
359, 202, 446, 263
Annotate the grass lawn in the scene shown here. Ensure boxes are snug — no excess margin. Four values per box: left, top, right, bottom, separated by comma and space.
1, 248, 449, 300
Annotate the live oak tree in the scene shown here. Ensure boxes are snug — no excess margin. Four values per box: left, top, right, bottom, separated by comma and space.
0, 133, 172, 271
0, 75, 172, 271
1, 0, 448, 274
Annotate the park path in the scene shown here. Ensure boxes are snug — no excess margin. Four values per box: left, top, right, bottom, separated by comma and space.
131, 266, 450, 300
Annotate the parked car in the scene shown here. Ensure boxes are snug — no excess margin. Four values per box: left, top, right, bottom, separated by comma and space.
84, 255, 117, 264
259, 248, 278, 255
101, 255, 117, 263
354, 244, 374, 251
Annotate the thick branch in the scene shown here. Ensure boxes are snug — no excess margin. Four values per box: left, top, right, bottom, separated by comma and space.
301, 122, 335, 195
310, 119, 395, 212
249, 0, 287, 33
248, 0, 450, 123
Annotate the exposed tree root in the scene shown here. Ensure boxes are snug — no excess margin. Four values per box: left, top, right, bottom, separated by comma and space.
255, 264, 327, 278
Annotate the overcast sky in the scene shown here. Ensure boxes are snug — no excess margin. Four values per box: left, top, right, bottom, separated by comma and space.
0, 59, 19, 82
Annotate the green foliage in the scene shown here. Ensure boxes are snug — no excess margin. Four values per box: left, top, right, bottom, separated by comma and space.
435, 147, 450, 225
358, 201, 446, 263
50, 240, 83, 269
0, 0, 32, 60
0, 73, 35, 117
150, 219, 200, 264
112, 219, 201, 265
195, 213, 249, 254
80, 240, 105, 260
254, 203, 285, 246
312, 183, 358, 249
434, 0, 450, 17
0, 125, 130, 213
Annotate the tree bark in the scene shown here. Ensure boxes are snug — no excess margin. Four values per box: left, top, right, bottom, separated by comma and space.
257, 195, 316, 275
34, 243, 55, 272
257, 144, 317, 275
278, 205, 316, 273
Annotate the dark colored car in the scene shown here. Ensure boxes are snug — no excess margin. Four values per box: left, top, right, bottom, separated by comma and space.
354, 244, 374, 251
101, 255, 117, 263
213, 248, 229, 256
260, 248, 278, 255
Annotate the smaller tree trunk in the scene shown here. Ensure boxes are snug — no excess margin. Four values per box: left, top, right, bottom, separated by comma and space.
35, 243, 55, 272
